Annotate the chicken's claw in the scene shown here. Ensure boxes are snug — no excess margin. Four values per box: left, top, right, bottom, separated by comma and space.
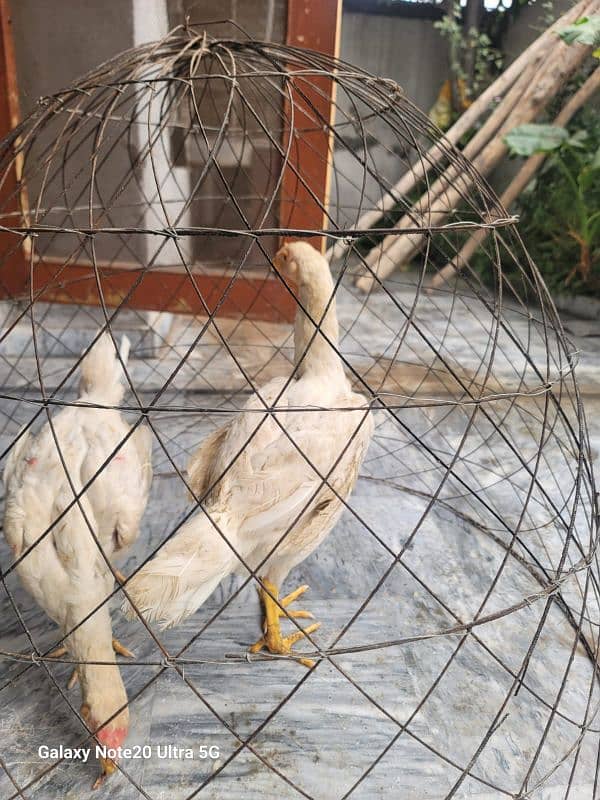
67, 668, 79, 689
46, 645, 68, 659
250, 579, 321, 668
46, 645, 79, 689
276, 584, 314, 620
113, 568, 127, 585
112, 637, 135, 659
92, 756, 117, 790
52, 637, 133, 689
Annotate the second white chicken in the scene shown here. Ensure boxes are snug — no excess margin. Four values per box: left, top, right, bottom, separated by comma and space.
3, 331, 153, 786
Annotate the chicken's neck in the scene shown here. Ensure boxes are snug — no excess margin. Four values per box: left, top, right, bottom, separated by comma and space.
294, 275, 345, 381
66, 603, 128, 731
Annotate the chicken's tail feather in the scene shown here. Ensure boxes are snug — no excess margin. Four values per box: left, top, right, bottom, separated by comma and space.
80, 331, 130, 405
122, 511, 238, 628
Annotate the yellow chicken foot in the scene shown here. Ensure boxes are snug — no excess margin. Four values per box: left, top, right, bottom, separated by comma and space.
112, 637, 135, 659
92, 756, 117, 790
111, 571, 136, 658
47, 645, 79, 687
249, 579, 321, 668
52, 638, 134, 662
46, 644, 68, 659
67, 669, 79, 689
113, 568, 127, 585
274, 584, 315, 621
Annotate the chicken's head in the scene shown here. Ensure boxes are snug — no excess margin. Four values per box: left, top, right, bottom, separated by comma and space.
81, 701, 129, 786
273, 241, 329, 286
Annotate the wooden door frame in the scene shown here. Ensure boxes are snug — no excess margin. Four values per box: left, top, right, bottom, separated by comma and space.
0, 0, 341, 323
281, 0, 342, 254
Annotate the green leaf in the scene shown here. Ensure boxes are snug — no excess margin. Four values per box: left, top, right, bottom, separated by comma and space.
578, 166, 595, 191
504, 124, 570, 156
568, 129, 589, 149
570, 129, 589, 142
558, 16, 600, 48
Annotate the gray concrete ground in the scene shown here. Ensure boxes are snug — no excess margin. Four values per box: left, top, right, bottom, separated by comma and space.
0, 277, 598, 799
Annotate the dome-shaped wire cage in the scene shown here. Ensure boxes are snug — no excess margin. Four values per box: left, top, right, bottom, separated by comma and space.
0, 22, 598, 800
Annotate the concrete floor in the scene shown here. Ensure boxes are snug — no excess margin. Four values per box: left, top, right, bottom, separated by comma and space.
0, 275, 598, 799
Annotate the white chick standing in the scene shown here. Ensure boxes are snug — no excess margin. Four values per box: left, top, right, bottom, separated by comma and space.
3, 332, 153, 787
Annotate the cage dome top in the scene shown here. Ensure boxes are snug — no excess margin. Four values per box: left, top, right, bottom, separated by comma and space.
0, 23, 511, 254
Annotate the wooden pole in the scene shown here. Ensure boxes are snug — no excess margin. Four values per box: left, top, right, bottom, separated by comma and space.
281, 0, 342, 254
328, 0, 592, 261
355, 0, 598, 292
429, 65, 600, 290
0, 0, 31, 296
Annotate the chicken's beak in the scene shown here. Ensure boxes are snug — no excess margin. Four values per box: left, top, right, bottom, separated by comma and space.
92, 756, 118, 790
273, 244, 289, 272
274, 245, 299, 283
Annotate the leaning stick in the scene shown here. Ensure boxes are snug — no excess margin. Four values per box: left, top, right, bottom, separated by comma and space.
429, 65, 600, 290
355, 2, 598, 292
328, 0, 592, 262
352, 57, 544, 283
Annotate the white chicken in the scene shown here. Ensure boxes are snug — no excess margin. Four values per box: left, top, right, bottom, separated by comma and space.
3, 332, 152, 787
125, 242, 373, 667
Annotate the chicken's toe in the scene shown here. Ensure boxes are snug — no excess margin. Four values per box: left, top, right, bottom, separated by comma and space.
92, 756, 117, 790
47, 645, 68, 659
113, 568, 127, 585
112, 637, 135, 659
249, 579, 321, 668
67, 668, 79, 689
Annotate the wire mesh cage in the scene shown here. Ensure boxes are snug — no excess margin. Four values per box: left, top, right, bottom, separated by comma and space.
0, 21, 598, 800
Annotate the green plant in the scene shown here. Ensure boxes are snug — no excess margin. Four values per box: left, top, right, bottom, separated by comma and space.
558, 16, 600, 57
504, 111, 600, 294
434, 1, 503, 111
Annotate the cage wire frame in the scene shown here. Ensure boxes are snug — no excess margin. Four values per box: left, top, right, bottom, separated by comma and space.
0, 19, 597, 800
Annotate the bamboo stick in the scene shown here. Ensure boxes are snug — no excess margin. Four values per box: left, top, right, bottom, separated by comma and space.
355, 0, 598, 292
358, 54, 543, 277
429, 65, 600, 290
328, 0, 592, 262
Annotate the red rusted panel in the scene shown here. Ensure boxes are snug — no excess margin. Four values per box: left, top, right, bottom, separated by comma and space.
281, 0, 341, 253
26, 261, 297, 323
0, 0, 29, 299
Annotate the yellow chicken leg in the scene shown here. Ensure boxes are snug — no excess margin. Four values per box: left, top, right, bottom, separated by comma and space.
250, 579, 320, 668
47, 645, 79, 688
113, 568, 127, 585
46, 644, 68, 659
47, 566, 132, 674
112, 637, 135, 659
92, 756, 117, 790
275, 584, 315, 621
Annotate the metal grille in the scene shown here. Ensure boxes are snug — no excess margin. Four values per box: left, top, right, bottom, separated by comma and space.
0, 22, 597, 800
